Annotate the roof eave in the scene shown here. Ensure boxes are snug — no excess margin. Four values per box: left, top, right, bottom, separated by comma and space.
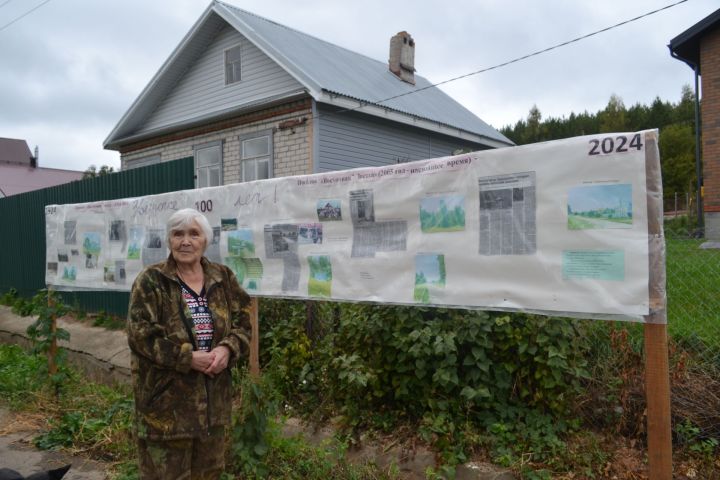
104, 3, 220, 149
668, 8, 720, 74
668, 46, 698, 73
105, 90, 309, 151
317, 92, 514, 148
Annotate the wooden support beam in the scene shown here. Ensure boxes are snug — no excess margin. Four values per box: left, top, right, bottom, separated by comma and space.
249, 297, 260, 377
644, 321, 672, 478
643, 130, 672, 479
47, 290, 58, 377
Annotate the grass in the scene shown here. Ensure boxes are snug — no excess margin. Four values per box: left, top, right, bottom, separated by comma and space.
89, 310, 126, 330
421, 225, 465, 233
0, 344, 135, 461
665, 236, 720, 348
567, 215, 595, 229
249, 425, 400, 480
568, 215, 632, 229
0, 344, 398, 480
308, 277, 331, 298
0, 343, 46, 409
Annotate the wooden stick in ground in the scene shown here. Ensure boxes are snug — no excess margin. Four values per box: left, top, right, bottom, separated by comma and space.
644, 321, 671, 478
47, 289, 58, 378
249, 297, 260, 377
643, 130, 672, 479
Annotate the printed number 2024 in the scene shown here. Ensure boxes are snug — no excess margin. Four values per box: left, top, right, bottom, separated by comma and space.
588, 133, 643, 156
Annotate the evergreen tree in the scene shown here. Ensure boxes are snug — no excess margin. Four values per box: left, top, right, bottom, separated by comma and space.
499, 87, 697, 202
659, 124, 695, 196
649, 96, 674, 129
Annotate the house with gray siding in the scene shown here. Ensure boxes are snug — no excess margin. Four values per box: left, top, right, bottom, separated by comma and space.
104, 1, 513, 186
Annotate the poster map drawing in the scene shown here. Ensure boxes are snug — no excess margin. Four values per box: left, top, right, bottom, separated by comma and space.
44, 131, 661, 322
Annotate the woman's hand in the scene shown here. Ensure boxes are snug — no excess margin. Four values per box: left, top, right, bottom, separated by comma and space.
205, 346, 231, 376
191, 351, 216, 376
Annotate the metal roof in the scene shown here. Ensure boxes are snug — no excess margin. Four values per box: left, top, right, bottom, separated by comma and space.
0, 164, 83, 198
105, 1, 512, 149
669, 8, 720, 73
0, 137, 33, 165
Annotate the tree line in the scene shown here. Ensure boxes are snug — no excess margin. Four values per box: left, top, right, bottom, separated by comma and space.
500, 86, 696, 203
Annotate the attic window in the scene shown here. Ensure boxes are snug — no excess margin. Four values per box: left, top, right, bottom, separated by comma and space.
225, 45, 242, 85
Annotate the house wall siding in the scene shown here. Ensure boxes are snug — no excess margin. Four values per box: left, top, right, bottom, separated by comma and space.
122, 105, 312, 183
700, 27, 720, 240
139, 25, 303, 135
317, 105, 488, 172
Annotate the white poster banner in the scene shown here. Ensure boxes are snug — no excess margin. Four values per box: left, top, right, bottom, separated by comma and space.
45, 131, 662, 321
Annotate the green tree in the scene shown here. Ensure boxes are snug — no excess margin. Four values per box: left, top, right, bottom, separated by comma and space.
674, 84, 695, 128
649, 96, 674, 129
499, 87, 697, 200
599, 94, 627, 132
525, 105, 543, 143
83, 164, 115, 179
659, 123, 696, 196
626, 102, 651, 131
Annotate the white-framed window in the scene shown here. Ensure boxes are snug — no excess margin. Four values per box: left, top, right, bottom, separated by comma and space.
124, 154, 161, 171
225, 45, 242, 85
193, 141, 223, 188
240, 131, 273, 182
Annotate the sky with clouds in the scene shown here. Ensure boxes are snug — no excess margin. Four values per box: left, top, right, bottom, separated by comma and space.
0, 0, 716, 171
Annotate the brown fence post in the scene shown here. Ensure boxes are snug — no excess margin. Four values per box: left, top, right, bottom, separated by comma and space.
644, 130, 672, 479
644, 321, 672, 478
47, 288, 58, 378
249, 297, 260, 377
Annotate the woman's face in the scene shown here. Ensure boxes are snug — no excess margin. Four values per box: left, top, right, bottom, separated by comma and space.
170, 220, 206, 267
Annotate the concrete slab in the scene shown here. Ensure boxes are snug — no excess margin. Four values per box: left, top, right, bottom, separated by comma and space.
0, 408, 108, 480
0, 306, 130, 385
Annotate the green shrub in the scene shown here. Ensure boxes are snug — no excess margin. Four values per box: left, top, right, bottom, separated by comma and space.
259, 301, 590, 470
34, 397, 133, 453
0, 287, 18, 306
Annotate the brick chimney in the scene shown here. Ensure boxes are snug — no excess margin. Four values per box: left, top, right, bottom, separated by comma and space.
389, 31, 415, 85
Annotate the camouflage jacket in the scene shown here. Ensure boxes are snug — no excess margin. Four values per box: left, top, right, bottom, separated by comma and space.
127, 255, 252, 440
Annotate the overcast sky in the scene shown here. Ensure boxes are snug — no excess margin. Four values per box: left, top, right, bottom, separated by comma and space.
0, 0, 716, 171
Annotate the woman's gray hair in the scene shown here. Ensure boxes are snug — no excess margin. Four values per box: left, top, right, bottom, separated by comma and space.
166, 208, 213, 252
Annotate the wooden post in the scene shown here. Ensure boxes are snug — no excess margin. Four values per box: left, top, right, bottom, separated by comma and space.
644, 321, 672, 478
643, 130, 672, 479
47, 289, 58, 378
249, 297, 260, 377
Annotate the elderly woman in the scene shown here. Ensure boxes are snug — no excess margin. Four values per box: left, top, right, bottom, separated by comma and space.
127, 208, 251, 479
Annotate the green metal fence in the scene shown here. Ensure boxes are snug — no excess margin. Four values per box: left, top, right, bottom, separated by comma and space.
0, 157, 194, 315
